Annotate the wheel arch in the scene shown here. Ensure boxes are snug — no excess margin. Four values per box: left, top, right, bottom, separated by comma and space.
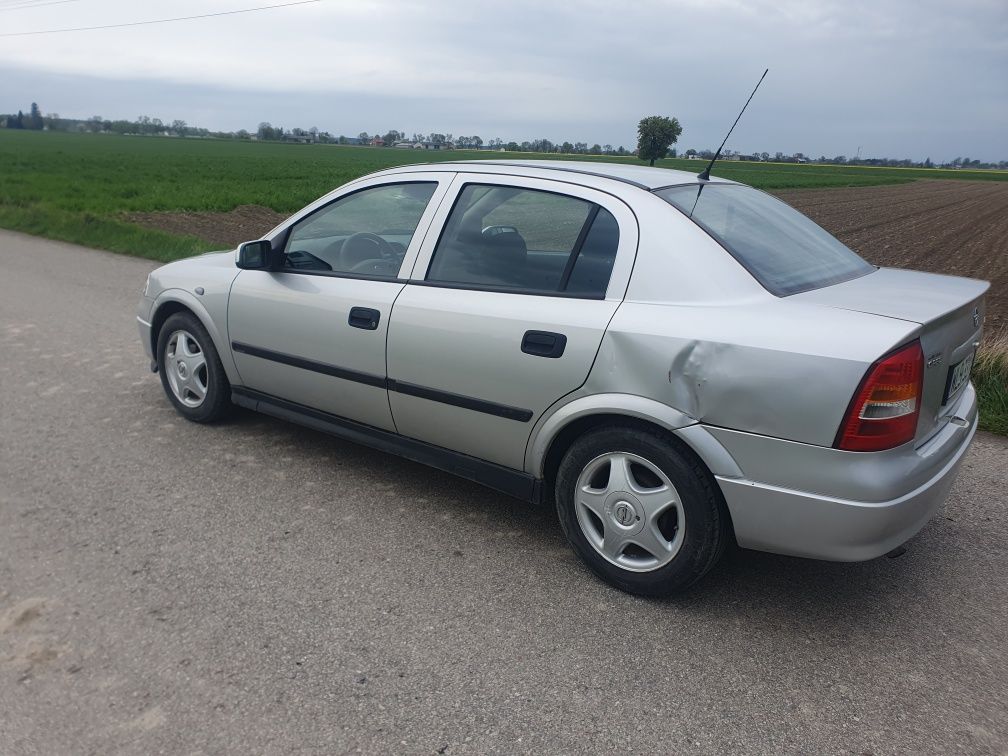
149, 290, 240, 384
528, 394, 743, 504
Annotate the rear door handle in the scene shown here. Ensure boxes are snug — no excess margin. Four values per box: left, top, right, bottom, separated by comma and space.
348, 306, 381, 330
522, 330, 567, 358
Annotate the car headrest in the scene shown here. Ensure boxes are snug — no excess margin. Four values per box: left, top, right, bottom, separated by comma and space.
482, 230, 527, 266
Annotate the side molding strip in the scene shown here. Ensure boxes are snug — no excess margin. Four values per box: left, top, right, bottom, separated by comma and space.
231, 341, 533, 422
231, 341, 386, 388
387, 379, 533, 422
231, 386, 539, 502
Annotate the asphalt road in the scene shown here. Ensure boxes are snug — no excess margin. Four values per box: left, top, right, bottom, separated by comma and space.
1, 230, 1006, 755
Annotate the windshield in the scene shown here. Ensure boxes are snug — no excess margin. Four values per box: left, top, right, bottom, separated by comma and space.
657, 184, 874, 296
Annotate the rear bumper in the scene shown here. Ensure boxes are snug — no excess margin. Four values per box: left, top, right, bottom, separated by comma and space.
713, 387, 978, 561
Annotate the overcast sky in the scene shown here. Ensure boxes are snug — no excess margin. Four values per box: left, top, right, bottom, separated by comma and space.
1, 0, 1005, 161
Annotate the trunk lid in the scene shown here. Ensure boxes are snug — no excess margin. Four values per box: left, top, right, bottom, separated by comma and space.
792, 267, 989, 444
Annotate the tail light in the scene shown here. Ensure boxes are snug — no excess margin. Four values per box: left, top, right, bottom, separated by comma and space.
835, 340, 924, 452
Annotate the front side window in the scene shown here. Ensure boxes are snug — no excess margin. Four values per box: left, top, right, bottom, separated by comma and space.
426, 184, 619, 296
283, 182, 437, 278
657, 184, 873, 296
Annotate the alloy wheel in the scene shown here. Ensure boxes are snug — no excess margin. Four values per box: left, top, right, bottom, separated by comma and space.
574, 451, 686, 572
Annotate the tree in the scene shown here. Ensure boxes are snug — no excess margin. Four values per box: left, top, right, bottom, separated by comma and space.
636, 115, 682, 166
29, 102, 43, 129
358, 131, 370, 144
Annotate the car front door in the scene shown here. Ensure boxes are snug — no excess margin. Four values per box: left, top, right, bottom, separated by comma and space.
228, 174, 452, 431
386, 174, 638, 469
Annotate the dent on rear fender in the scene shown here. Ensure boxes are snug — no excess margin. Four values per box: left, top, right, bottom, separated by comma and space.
590, 332, 718, 420
666, 338, 731, 418
587, 330, 864, 448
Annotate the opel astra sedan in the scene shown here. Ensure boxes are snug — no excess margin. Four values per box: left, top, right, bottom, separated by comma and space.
137, 160, 987, 596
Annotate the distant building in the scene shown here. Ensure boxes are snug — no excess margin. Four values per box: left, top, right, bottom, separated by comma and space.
370, 136, 385, 147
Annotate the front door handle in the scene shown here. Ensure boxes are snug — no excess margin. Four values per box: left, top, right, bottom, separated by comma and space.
348, 306, 381, 330
522, 330, 567, 358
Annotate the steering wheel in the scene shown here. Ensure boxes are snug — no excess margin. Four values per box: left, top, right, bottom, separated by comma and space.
342, 232, 397, 262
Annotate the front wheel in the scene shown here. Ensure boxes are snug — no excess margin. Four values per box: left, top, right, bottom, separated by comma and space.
555, 426, 730, 597
156, 312, 230, 423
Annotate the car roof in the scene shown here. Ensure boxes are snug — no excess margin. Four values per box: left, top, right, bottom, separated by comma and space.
370, 159, 735, 191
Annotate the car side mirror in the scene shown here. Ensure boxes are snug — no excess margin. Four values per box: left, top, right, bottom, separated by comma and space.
236, 240, 273, 270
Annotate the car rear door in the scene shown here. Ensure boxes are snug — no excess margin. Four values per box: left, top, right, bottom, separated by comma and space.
227, 173, 452, 432
386, 173, 638, 469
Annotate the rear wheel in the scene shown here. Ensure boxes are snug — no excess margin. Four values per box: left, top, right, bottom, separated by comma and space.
555, 426, 730, 596
156, 312, 230, 423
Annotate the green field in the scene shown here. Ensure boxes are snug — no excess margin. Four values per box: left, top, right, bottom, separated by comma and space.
2, 129, 1006, 261
3, 129, 1005, 435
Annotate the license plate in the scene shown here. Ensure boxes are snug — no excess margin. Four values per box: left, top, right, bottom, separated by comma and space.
943, 351, 975, 404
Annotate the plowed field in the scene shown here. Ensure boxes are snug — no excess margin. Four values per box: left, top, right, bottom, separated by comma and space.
776, 180, 1007, 328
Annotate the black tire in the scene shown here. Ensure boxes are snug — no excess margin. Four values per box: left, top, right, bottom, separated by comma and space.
555, 425, 730, 597
156, 311, 231, 423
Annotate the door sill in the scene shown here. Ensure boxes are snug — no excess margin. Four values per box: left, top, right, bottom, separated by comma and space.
231, 386, 541, 503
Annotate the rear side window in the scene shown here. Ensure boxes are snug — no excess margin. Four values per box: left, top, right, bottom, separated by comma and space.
657, 184, 873, 296
426, 184, 619, 297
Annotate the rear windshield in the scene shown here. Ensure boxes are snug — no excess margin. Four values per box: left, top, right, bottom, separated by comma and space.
656, 184, 874, 296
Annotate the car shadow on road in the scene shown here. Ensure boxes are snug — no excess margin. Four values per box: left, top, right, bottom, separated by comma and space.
222, 406, 944, 626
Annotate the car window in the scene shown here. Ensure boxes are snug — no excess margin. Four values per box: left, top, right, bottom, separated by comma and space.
426, 184, 619, 296
657, 184, 874, 296
283, 182, 437, 278
564, 206, 620, 296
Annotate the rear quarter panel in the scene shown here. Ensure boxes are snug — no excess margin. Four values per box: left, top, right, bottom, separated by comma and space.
589, 299, 919, 447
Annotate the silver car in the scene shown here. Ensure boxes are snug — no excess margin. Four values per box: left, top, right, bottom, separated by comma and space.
137, 160, 987, 596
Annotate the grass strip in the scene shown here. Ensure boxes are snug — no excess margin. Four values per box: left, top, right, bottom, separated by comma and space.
975, 329, 1008, 436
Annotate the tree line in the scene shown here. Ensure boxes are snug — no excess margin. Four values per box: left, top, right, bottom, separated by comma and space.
2, 102, 1005, 171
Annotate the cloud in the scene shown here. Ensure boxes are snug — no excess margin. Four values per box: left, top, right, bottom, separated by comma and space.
0, 0, 1004, 159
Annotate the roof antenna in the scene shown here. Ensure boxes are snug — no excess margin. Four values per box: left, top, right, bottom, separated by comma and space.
698, 68, 768, 182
